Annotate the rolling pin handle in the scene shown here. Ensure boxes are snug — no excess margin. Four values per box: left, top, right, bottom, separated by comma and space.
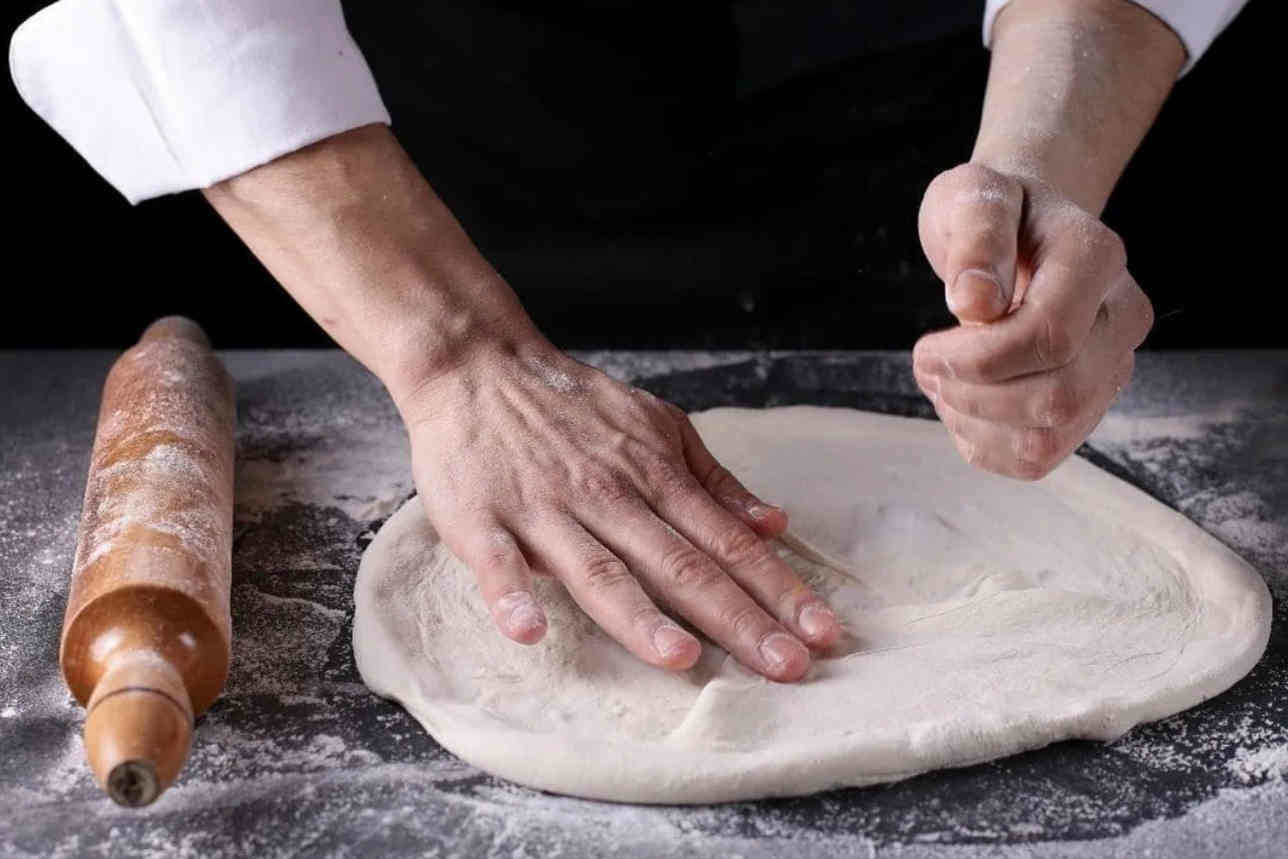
106, 760, 159, 809
138, 315, 211, 348
83, 653, 195, 808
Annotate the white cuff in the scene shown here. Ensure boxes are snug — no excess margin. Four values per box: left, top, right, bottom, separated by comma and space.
10, 0, 391, 204
982, 0, 1250, 76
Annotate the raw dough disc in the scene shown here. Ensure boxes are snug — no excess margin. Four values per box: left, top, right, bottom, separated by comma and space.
353, 407, 1270, 803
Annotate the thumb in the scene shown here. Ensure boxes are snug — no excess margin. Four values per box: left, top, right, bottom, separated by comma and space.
918, 164, 1024, 324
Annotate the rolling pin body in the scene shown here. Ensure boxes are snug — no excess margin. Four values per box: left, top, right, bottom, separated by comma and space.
60, 317, 236, 807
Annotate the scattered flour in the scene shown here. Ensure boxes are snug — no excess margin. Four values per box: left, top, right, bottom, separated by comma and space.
3, 349, 1283, 857
1093, 405, 1248, 447
235, 431, 410, 525
1230, 744, 1288, 784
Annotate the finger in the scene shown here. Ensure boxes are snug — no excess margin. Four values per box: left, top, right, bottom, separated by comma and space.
674, 408, 788, 539
931, 353, 1133, 480
919, 164, 1024, 323
646, 469, 839, 648
918, 276, 1152, 429
517, 514, 702, 671
445, 517, 547, 645
1106, 270, 1156, 351
914, 210, 1128, 384
579, 498, 812, 682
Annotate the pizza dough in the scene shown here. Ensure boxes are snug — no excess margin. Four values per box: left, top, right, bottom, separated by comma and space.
352, 407, 1271, 803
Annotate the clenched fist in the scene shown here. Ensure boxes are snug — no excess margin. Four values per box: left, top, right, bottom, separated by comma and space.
913, 163, 1154, 480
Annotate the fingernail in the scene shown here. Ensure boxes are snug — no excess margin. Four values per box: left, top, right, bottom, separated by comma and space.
798, 603, 836, 640
653, 623, 694, 658
746, 501, 783, 521
497, 592, 545, 636
759, 632, 808, 669
948, 269, 1007, 318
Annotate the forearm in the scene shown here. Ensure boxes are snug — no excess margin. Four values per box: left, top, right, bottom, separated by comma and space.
973, 0, 1185, 214
201, 124, 538, 402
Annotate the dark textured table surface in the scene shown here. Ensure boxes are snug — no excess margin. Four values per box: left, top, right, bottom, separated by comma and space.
2, 349, 1284, 858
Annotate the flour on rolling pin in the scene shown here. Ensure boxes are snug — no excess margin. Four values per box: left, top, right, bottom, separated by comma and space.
74, 357, 229, 583
61, 317, 236, 807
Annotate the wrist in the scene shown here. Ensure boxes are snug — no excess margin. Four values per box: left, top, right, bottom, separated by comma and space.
379, 289, 546, 412
973, 0, 1183, 214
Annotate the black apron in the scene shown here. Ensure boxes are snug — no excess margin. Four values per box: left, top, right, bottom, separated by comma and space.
342, 1, 985, 347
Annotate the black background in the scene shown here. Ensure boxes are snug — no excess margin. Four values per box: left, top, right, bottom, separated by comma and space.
4, 1, 1276, 350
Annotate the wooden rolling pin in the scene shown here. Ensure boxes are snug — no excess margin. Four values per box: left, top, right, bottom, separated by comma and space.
60, 317, 236, 807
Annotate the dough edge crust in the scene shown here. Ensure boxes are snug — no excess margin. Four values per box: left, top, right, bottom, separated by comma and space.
352, 408, 1272, 804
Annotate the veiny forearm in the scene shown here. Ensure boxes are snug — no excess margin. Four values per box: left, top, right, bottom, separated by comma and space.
973, 0, 1185, 214
202, 124, 538, 402
203, 129, 838, 682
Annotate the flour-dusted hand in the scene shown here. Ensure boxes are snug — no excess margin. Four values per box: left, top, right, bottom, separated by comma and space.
393, 338, 840, 680
909, 0, 1189, 479
912, 164, 1153, 480
202, 126, 837, 683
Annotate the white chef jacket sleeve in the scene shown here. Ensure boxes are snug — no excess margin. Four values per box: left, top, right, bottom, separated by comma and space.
982, 0, 1250, 75
9, 0, 391, 204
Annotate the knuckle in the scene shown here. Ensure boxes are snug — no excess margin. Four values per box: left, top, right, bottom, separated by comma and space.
574, 467, 633, 505
630, 385, 661, 405
660, 398, 688, 422
720, 603, 767, 640
1091, 223, 1128, 270
662, 547, 725, 592
644, 456, 694, 498
912, 338, 936, 366
948, 162, 997, 189
702, 462, 739, 494
645, 396, 687, 433
958, 164, 1019, 206
711, 525, 769, 567
923, 166, 971, 229
581, 555, 632, 592
603, 428, 632, 453
628, 603, 662, 630
701, 457, 732, 482
475, 535, 518, 571
924, 166, 961, 202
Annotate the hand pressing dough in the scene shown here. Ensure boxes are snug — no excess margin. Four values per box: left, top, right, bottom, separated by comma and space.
353, 407, 1271, 803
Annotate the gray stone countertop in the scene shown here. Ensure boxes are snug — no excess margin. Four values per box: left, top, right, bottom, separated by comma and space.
1, 349, 1283, 858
